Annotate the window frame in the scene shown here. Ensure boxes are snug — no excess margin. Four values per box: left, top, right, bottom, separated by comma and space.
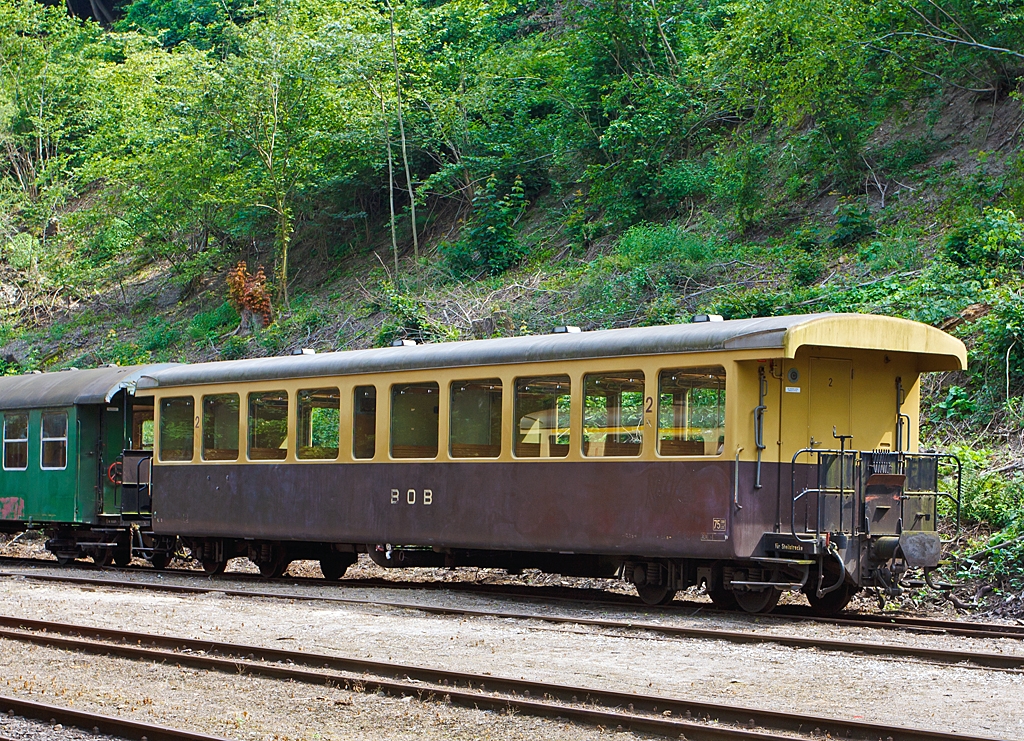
352, 385, 377, 460
581, 371, 645, 458
390, 381, 440, 460
158, 396, 196, 463
201, 392, 241, 462
2, 412, 29, 472
247, 390, 290, 462
449, 378, 503, 459
296, 387, 341, 461
512, 375, 572, 459
655, 365, 727, 458
39, 410, 69, 471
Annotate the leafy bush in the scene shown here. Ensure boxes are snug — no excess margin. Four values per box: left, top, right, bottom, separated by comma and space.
187, 302, 238, 343
441, 174, 527, 277
790, 255, 825, 287
932, 386, 976, 421
827, 201, 874, 248
945, 207, 1024, 280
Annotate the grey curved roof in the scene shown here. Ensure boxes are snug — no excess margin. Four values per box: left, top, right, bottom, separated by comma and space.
136, 313, 966, 390
0, 364, 178, 411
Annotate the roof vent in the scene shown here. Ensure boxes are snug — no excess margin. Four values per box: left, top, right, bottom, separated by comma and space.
29, 370, 42, 375
291, 348, 316, 356
692, 314, 724, 323
392, 339, 418, 347
552, 326, 582, 334
106, 363, 119, 368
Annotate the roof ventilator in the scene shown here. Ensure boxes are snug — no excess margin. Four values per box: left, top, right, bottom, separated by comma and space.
552, 326, 582, 334
392, 339, 418, 347
291, 348, 316, 355
692, 314, 724, 323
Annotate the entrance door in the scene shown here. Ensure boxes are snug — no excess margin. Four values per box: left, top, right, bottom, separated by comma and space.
808, 358, 854, 533
808, 358, 852, 447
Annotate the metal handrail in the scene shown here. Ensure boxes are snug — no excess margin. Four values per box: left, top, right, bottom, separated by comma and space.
790, 447, 858, 542
135, 455, 153, 516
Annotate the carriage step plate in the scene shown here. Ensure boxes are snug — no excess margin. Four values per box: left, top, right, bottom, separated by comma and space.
729, 580, 805, 591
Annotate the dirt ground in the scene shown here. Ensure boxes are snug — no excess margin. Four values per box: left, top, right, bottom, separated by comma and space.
0, 543, 1021, 740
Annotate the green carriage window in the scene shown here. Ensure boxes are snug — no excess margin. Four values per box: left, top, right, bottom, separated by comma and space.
159, 397, 194, 462
390, 382, 439, 459
40, 411, 68, 470
202, 393, 240, 461
583, 372, 644, 457
297, 388, 339, 460
248, 391, 288, 461
658, 366, 726, 456
3, 413, 28, 471
450, 379, 502, 458
353, 385, 376, 459
514, 376, 570, 458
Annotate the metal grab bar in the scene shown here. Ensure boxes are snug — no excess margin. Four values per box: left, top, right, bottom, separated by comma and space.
134, 455, 153, 516
790, 447, 857, 542
816, 545, 847, 598
754, 367, 767, 490
734, 447, 744, 511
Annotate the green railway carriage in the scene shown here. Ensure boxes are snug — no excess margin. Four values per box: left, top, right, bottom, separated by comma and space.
0, 364, 169, 564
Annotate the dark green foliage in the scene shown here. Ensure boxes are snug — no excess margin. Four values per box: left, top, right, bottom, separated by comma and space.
827, 201, 874, 248
790, 256, 825, 287
945, 208, 1024, 278
115, 0, 254, 50
932, 386, 976, 421
441, 174, 526, 276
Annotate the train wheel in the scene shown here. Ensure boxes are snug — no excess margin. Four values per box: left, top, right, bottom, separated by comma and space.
707, 584, 738, 610
93, 548, 114, 567
734, 588, 781, 614
806, 582, 858, 616
55, 554, 76, 566
636, 584, 677, 605
259, 558, 289, 578
150, 552, 169, 570
202, 558, 227, 576
113, 547, 132, 567
320, 553, 356, 581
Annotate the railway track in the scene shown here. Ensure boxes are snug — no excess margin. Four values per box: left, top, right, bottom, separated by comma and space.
3, 570, 1023, 672
0, 693, 230, 741
0, 613, 1005, 741
3, 554, 1023, 641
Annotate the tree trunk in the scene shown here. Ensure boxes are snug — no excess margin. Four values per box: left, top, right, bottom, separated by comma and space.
275, 193, 291, 308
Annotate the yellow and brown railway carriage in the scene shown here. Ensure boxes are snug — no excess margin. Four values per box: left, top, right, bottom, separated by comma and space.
135, 313, 966, 613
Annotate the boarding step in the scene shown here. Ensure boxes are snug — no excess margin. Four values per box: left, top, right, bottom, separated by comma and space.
729, 580, 806, 591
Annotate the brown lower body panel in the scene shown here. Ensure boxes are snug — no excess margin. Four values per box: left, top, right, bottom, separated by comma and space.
151, 459, 801, 560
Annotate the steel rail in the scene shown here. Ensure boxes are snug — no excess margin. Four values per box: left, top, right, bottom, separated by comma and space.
0, 694, 230, 741
3, 556, 1023, 640
0, 615, 1003, 741
4, 572, 1023, 671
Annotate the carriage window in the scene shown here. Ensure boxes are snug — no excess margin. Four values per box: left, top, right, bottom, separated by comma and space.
353, 385, 377, 459
3, 413, 28, 470
450, 379, 502, 458
248, 391, 288, 460
297, 388, 339, 460
159, 397, 194, 461
583, 372, 644, 457
132, 406, 155, 450
41, 411, 68, 469
202, 393, 240, 461
391, 382, 439, 459
658, 366, 726, 456
514, 376, 570, 458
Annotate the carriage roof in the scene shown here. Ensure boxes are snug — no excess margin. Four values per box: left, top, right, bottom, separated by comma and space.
0, 364, 177, 411
133, 313, 965, 391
